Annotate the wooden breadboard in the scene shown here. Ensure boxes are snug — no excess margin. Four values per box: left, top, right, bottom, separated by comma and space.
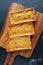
0, 3, 43, 65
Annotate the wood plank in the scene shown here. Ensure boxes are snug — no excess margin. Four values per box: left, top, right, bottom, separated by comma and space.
4, 52, 12, 65
0, 3, 42, 65
8, 3, 43, 65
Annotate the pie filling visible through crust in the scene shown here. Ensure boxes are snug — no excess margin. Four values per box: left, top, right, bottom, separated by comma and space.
8, 22, 34, 38
5, 36, 31, 52
9, 8, 36, 25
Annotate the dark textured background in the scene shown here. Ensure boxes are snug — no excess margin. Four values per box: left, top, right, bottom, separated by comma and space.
0, 0, 43, 65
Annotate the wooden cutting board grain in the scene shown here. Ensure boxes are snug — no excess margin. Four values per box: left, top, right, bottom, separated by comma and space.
0, 3, 42, 65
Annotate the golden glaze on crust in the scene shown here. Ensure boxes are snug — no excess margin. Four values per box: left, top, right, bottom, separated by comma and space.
9, 8, 36, 25
5, 36, 31, 52
8, 22, 34, 38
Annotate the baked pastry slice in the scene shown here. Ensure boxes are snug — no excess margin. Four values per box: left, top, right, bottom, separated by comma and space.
9, 8, 36, 25
8, 22, 34, 38
5, 36, 31, 52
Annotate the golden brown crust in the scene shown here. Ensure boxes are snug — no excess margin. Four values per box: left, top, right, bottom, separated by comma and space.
5, 36, 31, 52
8, 22, 34, 38
9, 8, 36, 25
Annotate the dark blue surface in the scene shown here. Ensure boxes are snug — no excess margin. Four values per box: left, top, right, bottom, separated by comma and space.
0, 0, 43, 65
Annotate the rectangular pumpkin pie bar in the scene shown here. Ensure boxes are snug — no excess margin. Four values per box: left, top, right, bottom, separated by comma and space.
5, 36, 31, 52
9, 8, 36, 25
8, 22, 34, 38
